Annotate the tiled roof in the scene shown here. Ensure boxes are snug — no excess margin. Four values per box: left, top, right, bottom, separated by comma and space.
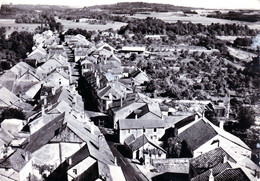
119, 119, 166, 130
0, 87, 19, 107
214, 168, 251, 181
24, 113, 65, 153
190, 147, 235, 174
209, 120, 250, 150
191, 162, 232, 181
178, 120, 218, 152
128, 134, 149, 151
0, 149, 31, 172
124, 134, 135, 145
10, 62, 35, 77
153, 158, 190, 174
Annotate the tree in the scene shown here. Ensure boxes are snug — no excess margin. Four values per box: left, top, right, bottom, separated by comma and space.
237, 106, 255, 129
166, 136, 182, 158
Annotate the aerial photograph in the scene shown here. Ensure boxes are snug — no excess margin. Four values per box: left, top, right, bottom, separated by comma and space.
0, 0, 259, 180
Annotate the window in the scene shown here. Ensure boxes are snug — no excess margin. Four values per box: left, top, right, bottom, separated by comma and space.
128, 129, 130, 133
154, 128, 157, 132
73, 169, 77, 175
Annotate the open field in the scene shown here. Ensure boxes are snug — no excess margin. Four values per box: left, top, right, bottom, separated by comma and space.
129, 11, 260, 30
56, 19, 127, 31
0, 19, 40, 37
0, 19, 127, 37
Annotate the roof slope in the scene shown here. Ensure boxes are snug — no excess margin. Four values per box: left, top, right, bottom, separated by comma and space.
119, 119, 166, 130
0, 87, 19, 107
214, 168, 251, 181
179, 120, 218, 152
191, 162, 232, 181
190, 147, 235, 174
0, 149, 31, 172
24, 113, 65, 153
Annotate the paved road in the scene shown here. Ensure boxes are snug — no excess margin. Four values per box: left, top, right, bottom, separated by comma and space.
107, 140, 148, 181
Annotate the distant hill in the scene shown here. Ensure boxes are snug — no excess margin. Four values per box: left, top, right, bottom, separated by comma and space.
85, 2, 194, 14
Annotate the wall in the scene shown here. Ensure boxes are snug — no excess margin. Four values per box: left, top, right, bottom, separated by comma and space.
19, 159, 33, 181
132, 142, 166, 164
194, 135, 251, 158
119, 127, 165, 144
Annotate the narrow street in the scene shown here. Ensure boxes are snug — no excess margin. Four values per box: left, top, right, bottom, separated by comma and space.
107, 140, 148, 181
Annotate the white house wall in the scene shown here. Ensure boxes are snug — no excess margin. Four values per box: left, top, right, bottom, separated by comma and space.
194, 135, 251, 158
119, 127, 165, 144
19, 159, 33, 181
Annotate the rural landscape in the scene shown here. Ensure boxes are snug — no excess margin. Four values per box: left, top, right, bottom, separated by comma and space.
0, 1, 259, 181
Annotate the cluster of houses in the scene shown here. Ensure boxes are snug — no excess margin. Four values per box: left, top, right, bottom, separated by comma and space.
0, 31, 126, 181
0, 29, 259, 181
74, 31, 259, 180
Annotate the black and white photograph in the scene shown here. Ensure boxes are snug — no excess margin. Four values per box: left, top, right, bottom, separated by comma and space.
0, 0, 259, 180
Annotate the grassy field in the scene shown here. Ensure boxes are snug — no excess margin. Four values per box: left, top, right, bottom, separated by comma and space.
0, 19, 127, 38
0, 19, 40, 37
131, 12, 260, 30
56, 19, 127, 31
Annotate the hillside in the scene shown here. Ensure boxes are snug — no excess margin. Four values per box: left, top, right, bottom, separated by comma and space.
86, 2, 194, 14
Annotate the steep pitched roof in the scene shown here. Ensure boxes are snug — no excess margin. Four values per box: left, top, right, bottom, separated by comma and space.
214, 168, 251, 181
191, 162, 232, 181
9, 62, 34, 77
0, 149, 31, 172
209, 120, 250, 150
0, 87, 19, 107
119, 119, 166, 130
138, 102, 162, 119
178, 120, 218, 152
127, 135, 166, 153
124, 134, 135, 145
190, 147, 235, 174
128, 134, 149, 151
24, 113, 65, 153
97, 81, 132, 100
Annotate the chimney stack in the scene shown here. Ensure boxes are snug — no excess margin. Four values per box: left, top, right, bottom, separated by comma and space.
219, 120, 225, 129
209, 169, 214, 181
114, 157, 117, 166
41, 104, 45, 116
52, 87, 56, 95
222, 155, 228, 163
98, 134, 105, 150
44, 97, 47, 106
90, 122, 95, 135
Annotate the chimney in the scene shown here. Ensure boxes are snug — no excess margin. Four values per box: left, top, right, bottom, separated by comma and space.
23, 151, 30, 162
98, 134, 105, 150
120, 97, 123, 107
209, 169, 214, 181
135, 113, 138, 120
44, 97, 47, 105
222, 155, 228, 163
41, 104, 45, 116
114, 157, 117, 166
96, 75, 100, 88
68, 158, 72, 165
90, 122, 95, 135
108, 93, 113, 101
219, 120, 224, 129
195, 114, 199, 121
52, 87, 56, 95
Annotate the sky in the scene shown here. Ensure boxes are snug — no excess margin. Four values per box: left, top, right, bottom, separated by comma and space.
1, 0, 260, 9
